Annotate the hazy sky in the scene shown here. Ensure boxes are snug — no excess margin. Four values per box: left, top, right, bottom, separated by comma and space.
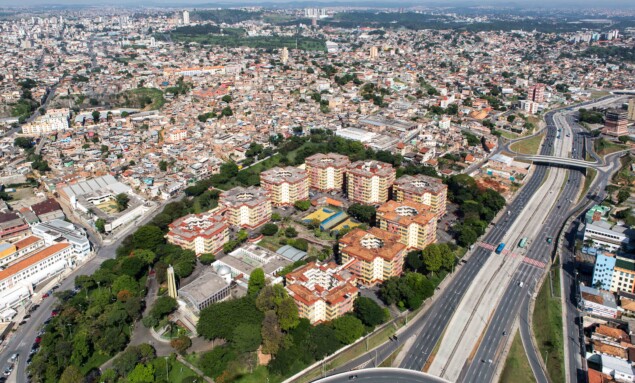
0, 0, 634, 9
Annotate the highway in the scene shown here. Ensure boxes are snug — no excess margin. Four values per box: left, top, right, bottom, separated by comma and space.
319, 96, 627, 382
462, 99, 628, 383
312, 368, 451, 383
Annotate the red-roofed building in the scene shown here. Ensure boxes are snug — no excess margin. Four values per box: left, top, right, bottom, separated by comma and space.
285, 261, 358, 324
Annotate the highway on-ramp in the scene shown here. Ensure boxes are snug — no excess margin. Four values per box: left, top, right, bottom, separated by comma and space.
312, 368, 451, 383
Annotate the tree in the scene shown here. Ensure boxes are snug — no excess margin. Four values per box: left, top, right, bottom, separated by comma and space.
457, 226, 478, 247
159, 160, 168, 171
132, 225, 164, 250
128, 363, 155, 383
248, 268, 266, 297
347, 204, 376, 225
617, 189, 630, 204
59, 365, 83, 383
13, 137, 33, 149
233, 323, 262, 353
619, 136, 630, 143
115, 193, 130, 212
170, 335, 192, 354
422, 244, 442, 274
354, 297, 388, 328
261, 310, 284, 355
332, 315, 365, 344
92, 110, 100, 122
289, 238, 308, 251
222, 95, 232, 103
294, 200, 311, 211
261, 223, 279, 236
148, 296, 178, 323
406, 250, 423, 271
285, 227, 298, 238
199, 253, 215, 265
95, 218, 106, 233
271, 212, 282, 221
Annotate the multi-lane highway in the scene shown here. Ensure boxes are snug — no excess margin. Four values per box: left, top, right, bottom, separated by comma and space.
313, 368, 451, 383
318, 96, 626, 383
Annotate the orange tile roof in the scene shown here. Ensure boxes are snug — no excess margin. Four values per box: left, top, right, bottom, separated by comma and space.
0, 243, 70, 281
588, 368, 614, 383
339, 227, 406, 262
596, 325, 629, 341
13, 235, 42, 250
377, 200, 436, 227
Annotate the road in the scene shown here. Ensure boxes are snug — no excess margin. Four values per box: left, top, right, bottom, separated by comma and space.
312, 368, 451, 383
318, 96, 627, 381
462, 98, 627, 383
0, 198, 170, 383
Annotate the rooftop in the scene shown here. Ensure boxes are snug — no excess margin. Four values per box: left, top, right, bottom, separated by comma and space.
220, 186, 270, 208
0, 243, 70, 282
393, 174, 447, 195
339, 227, 406, 262
260, 166, 308, 185
347, 160, 395, 178
377, 200, 436, 227
305, 153, 350, 169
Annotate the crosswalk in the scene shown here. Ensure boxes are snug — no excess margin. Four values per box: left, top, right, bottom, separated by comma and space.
476, 242, 547, 269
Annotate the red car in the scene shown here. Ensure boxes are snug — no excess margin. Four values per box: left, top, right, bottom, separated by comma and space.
50, 310, 59, 317
34, 337, 41, 344
42, 293, 49, 299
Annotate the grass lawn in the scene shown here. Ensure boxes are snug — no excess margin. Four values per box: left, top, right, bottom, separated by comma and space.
533, 264, 565, 383
591, 90, 610, 99
379, 344, 404, 367
168, 359, 201, 383
80, 353, 112, 375
257, 235, 283, 251
499, 331, 536, 383
579, 168, 597, 203
234, 366, 283, 383
595, 138, 628, 156
501, 130, 520, 139
510, 133, 544, 155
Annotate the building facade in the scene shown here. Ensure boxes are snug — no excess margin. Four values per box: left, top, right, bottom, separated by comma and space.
376, 200, 437, 250
219, 186, 272, 229
338, 227, 406, 286
285, 261, 358, 324
0, 236, 45, 267
166, 208, 229, 255
305, 153, 350, 192
392, 174, 448, 218
602, 109, 629, 137
592, 252, 616, 291
260, 166, 309, 206
346, 160, 396, 205
584, 222, 629, 252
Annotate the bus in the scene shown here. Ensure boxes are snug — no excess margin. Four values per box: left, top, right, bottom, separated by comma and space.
495, 242, 506, 254
518, 237, 528, 248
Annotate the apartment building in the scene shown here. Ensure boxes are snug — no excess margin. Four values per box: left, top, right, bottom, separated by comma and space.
285, 261, 359, 324
610, 257, 635, 293
392, 174, 448, 218
528, 83, 545, 103
31, 219, 91, 260
339, 227, 406, 286
346, 160, 396, 205
305, 153, 350, 192
260, 166, 309, 206
166, 208, 229, 255
219, 186, 272, 229
376, 200, 437, 250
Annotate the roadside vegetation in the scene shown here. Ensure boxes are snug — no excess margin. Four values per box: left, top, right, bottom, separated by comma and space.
499, 331, 536, 383
510, 133, 544, 155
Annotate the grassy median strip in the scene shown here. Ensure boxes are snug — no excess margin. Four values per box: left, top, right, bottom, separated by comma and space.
533, 264, 565, 383
510, 133, 545, 155
579, 168, 597, 203
499, 331, 537, 383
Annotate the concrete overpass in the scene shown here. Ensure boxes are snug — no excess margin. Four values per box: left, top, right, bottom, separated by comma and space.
311, 368, 452, 383
516, 155, 602, 169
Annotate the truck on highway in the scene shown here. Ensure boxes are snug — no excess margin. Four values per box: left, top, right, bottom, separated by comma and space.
518, 237, 528, 248
495, 242, 506, 254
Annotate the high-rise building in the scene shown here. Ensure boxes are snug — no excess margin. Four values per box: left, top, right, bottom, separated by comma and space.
528, 83, 545, 103
182, 10, 190, 25
393, 174, 448, 218
346, 160, 396, 205
285, 261, 358, 324
281, 47, 289, 65
219, 186, 272, 229
602, 108, 629, 137
305, 153, 350, 192
627, 99, 635, 121
260, 167, 309, 206
376, 200, 437, 250
370, 46, 378, 60
166, 208, 229, 255
339, 227, 406, 286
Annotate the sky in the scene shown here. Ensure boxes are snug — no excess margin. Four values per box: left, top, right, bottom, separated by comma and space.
0, 0, 634, 9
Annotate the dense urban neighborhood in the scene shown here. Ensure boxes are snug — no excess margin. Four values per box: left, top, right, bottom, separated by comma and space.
0, 4, 635, 383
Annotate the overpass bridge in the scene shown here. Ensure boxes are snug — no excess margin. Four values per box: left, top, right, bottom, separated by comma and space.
516, 155, 602, 169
